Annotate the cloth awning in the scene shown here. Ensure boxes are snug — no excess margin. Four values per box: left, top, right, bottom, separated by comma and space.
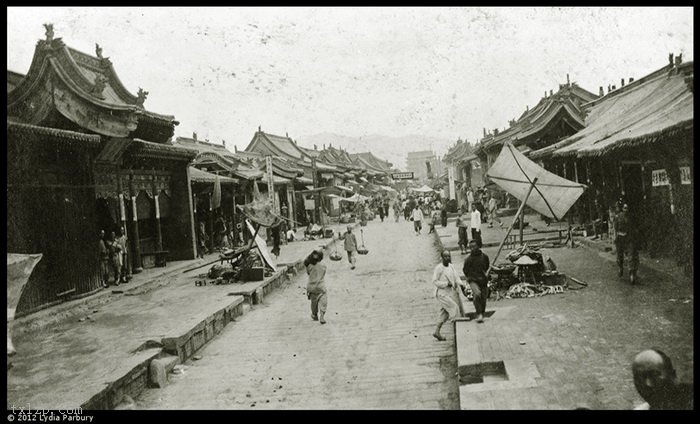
189, 167, 239, 184
231, 168, 264, 181
258, 175, 291, 185
411, 185, 436, 193
295, 176, 314, 184
320, 172, 335, 179
487, 143, 586, 220
340, 193, 370, 203
335, 185, 355, 193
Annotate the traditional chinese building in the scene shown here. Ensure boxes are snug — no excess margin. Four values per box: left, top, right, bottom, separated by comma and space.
349, 152, 394, 184
244, 128, 347, 224
531, 55, 693, 273
7, 27, 197, 315
441, 139, 481, 207
171, 135, 266, 249
474, 76, 598, 175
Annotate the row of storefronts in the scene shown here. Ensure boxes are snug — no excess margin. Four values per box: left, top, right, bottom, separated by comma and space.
6, 28, 397, 315
460, 56, 693, 272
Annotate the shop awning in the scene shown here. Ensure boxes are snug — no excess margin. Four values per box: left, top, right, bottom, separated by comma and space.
410, 185, 436, 193
487, 142, 586, 219
295, 176, 314, 184
189, 167, 239, 184
335, 185, 355, 193
231, 168, 264, 181
258, 175, 292, 185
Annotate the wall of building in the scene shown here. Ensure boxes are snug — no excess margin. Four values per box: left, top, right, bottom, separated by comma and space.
7, 131, 102, 316
168, 164, 197, 260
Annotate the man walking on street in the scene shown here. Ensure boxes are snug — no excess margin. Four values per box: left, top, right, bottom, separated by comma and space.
304, 250, 328, 324
393, 200, 401, 222
343, 225, 358, 270
412, 204, 424, 235
614, 203, 639, 284
432, 250, 466, 341
470, 203, 483, 248
463, 239, 490, 323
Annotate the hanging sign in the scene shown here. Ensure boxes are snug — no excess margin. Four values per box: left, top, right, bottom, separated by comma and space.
131, 196, 138, 221
155, 194, 160, 219
651, 169, 669, 187
680, 166, 691, 185
265, 155, 276, 211
391, 172, 414, 180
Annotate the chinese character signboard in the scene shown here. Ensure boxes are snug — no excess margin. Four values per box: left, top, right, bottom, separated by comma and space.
652, 167, 692, 186
391, 172, 414, 180
680, 166, 691, 185
651, 169, 669, 187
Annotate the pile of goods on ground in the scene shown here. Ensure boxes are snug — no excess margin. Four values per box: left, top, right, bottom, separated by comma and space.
472, 243, 585, 301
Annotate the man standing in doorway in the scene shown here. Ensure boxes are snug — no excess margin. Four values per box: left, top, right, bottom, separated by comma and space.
463, 239, 490, 323
117, 227, 130, 284
470, 203, 483, 248
98, 230, 110, 288
466, 186, 474, 211
614, 203, 639, 284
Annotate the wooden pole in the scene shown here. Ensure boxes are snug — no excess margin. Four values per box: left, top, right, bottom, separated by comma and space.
153, 172, 163, 251
519, 200, 525, 245
490, 177, 538, 269
129, 173, 143, 273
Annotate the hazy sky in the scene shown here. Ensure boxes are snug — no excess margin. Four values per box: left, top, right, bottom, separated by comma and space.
7, 7, 694, 154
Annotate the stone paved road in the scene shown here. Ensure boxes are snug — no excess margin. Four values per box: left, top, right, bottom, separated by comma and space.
441, 224, 694, 410
136, 219, 460, 409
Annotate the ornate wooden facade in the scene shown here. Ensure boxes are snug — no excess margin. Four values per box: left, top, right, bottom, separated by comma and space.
7, 28, 197, 315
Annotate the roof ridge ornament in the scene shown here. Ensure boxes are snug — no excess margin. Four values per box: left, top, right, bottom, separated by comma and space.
136, 87, 148, 107
43, 23, 54, 42
91, 74, 108, 99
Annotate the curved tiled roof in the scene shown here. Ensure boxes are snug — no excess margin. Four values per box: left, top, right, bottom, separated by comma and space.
7, 120, 102, 146
532, 62, 693, 159
8, 37, 177, 141
478, 82, 598, 154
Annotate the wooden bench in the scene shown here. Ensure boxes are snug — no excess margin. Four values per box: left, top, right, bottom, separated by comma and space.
141, 250, 169, 267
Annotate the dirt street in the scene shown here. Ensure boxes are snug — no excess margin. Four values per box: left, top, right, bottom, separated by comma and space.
136, 219, 459, 409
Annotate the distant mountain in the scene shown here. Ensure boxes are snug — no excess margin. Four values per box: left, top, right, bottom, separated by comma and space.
297, 132, 454, 170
